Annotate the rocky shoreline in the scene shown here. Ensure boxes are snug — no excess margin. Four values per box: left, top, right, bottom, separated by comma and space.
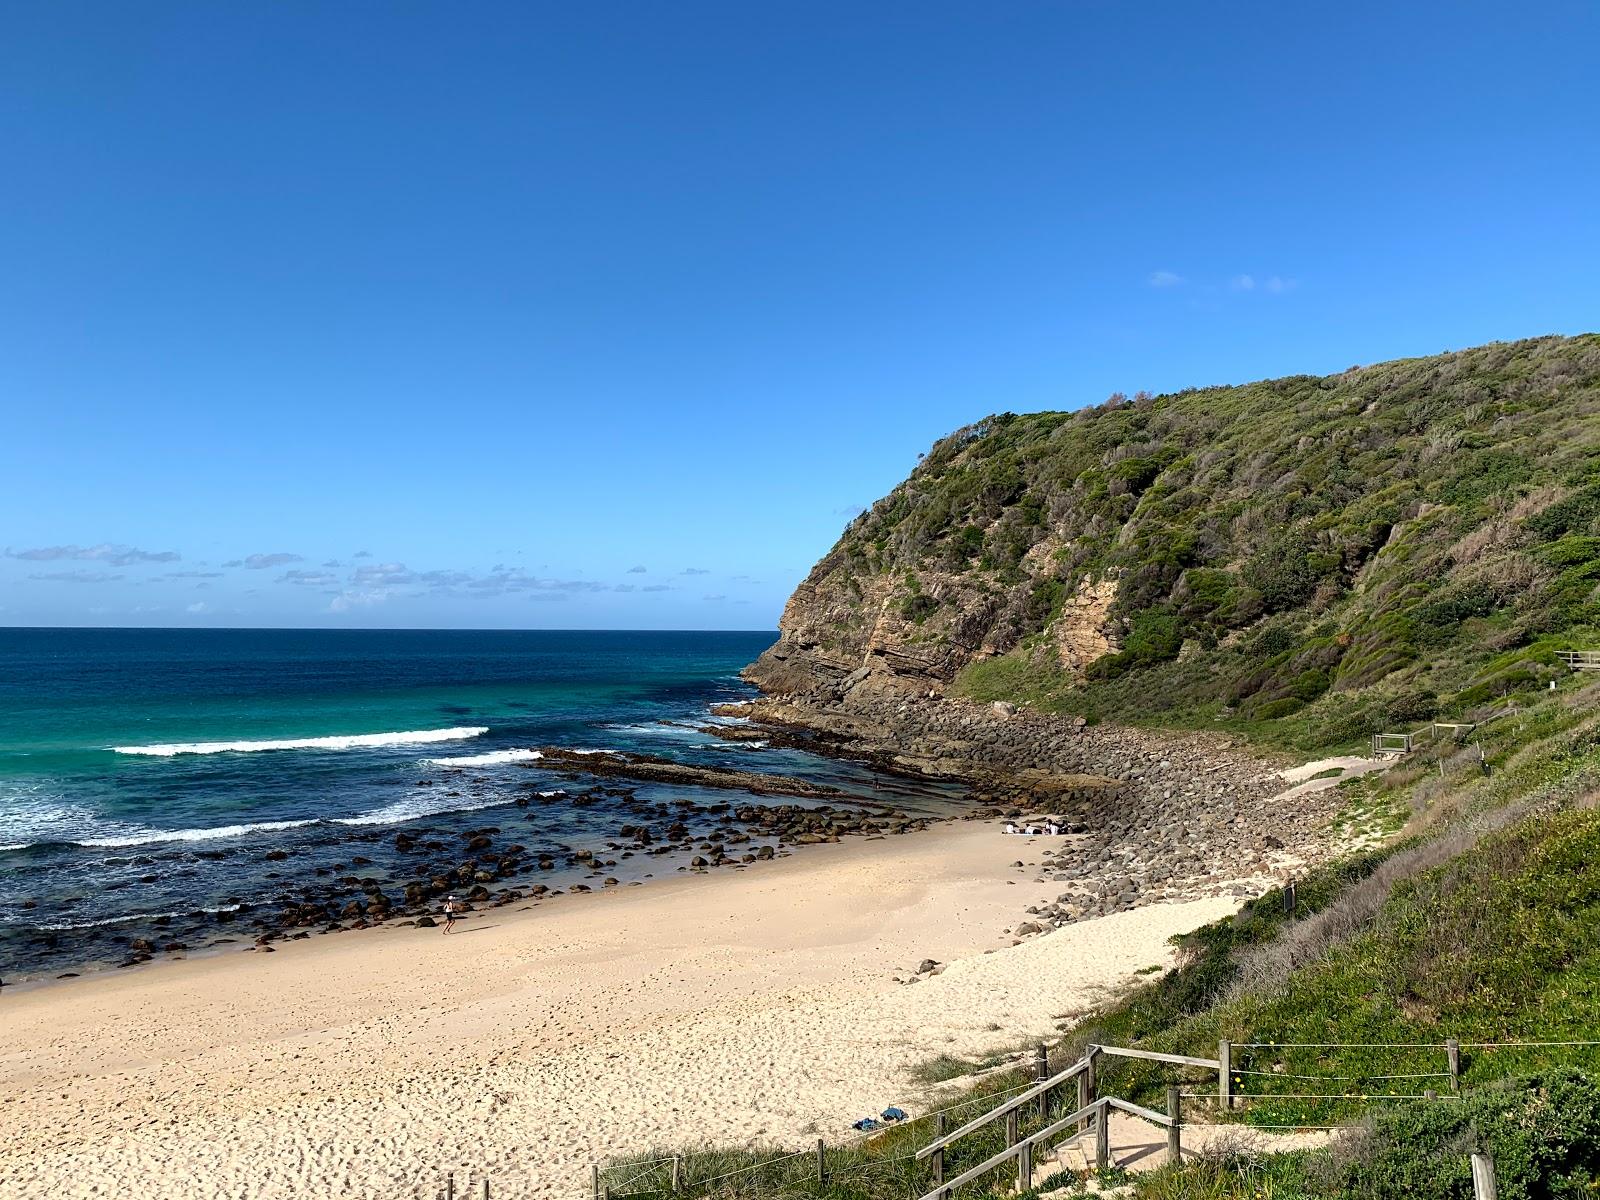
23, 776, 938, 981
30, 689, 1358, 982
720, 689, 1356, 929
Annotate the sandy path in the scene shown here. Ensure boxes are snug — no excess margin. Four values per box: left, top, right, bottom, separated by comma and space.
0, 823, 1239, 1199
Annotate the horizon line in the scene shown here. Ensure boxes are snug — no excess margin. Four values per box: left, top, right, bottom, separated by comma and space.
0, 624, 779, 634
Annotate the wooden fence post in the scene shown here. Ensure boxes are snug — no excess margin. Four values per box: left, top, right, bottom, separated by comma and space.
484, 1181, 490, 1200
1447, 1038, 1461, 1093
1166, 1085, 1182, 1164
446, 1174, 455, 1200
931, 1113, 945, 1187
1094, 1100, 1110, 1169
1283, 878, 1297, 916
816, 1138, 826, 1185
1005, 1109, 1019, 1149
1036, 1043, 1050, 1119
590, 1165, 600, 1200
1017, 1140, 1032, 1192
671, 1157, 682, 1194
1079, 1048, 1098, 1134
1471, 1151, 1498, 1200
1219, 1039, 1233, 1110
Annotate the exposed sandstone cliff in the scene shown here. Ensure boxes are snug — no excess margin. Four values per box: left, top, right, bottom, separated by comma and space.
748, 336, 1600, 751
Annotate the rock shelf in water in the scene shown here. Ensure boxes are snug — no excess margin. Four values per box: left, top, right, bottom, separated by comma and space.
518, 746, 850, 800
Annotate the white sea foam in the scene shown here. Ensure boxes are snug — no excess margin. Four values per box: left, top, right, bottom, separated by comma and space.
111, 726, 490, 757
424, 749, 543, 767
564, 748, 618, 756
77, 818, 321, 848
32, 904, 242, 932
332, 794, 518, 827
0, 843, 26, 852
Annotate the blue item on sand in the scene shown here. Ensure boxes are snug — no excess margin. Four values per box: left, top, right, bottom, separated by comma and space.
852, 1118, 880, 1131
881, 1107, 907, 1122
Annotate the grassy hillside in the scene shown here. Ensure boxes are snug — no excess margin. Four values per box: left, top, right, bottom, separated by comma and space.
600, 674, 1600, 1198
762, 335, 1600, 755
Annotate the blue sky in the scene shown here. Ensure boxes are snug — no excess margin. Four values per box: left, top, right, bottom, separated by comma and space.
2, 1, 1596, 630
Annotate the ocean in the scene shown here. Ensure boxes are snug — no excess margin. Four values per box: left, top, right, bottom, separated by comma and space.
0, 628, 957, 981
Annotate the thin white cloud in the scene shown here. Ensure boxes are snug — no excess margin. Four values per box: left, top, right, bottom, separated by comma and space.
329, 589, 388, 613
627, 565, 648, 574
8, 543, 179, 566
278, 569, 340, 586
224, 552, 303, 569
28, 570, 124, 583
1148, 270, 1185, 288
681, 567, 710, 576
186, 601, 213, 614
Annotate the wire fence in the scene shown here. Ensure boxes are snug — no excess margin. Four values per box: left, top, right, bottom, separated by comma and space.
424, 1037, 1600, 1200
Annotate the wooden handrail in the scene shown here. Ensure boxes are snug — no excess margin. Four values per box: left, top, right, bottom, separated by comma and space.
1107, 1096, 1172, 1127
915, 1043, 1212, 1161
1093, 1045, 1221, 1071
914, 1056, 1092, 1160
915, 1099, 1107, 1200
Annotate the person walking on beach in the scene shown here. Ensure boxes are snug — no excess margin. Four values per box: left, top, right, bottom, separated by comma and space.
442, 896, 458, 935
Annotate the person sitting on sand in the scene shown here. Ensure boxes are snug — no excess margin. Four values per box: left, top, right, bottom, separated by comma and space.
1003, 822, 1020, 835
1047, 822, 1061, 835
442, 896, 458, 935
1024, 824, 1040, 836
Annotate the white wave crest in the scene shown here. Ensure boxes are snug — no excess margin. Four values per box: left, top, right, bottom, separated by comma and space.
112, 727, 490, 757
32, 904, 242, 932
425, 749, 543, 767
332, 794, 517, 827
78, 818, 321, 848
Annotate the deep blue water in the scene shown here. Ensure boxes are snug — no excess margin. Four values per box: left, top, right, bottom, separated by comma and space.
0, 629, 955, 980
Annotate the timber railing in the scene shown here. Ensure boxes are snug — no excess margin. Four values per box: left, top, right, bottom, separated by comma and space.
565, 1035, 1600, 1200
912, 1043, 1212, 1200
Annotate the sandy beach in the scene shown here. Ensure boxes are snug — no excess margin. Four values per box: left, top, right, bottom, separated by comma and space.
0, 820, 1243, 1199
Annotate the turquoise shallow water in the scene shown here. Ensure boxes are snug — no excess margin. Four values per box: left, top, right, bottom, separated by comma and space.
0, 628, 958, 979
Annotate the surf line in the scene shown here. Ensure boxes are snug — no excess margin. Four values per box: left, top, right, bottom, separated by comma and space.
111, 727, 490, 757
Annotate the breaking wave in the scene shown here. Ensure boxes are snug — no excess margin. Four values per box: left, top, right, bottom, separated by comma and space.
111, 727, 490, 757
424, 748, 543, 767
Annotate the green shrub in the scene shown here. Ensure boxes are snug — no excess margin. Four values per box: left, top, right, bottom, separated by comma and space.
1344, 1070, 1600, 1199
1252, 697, 1305, 719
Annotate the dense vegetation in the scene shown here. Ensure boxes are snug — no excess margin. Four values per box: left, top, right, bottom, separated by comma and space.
799, 335, 1600, 753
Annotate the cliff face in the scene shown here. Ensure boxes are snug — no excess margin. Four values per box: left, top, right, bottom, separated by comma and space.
748, 335, 1600, 746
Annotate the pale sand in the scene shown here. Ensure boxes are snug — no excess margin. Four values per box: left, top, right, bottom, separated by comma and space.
0, 822, 1241, 1199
